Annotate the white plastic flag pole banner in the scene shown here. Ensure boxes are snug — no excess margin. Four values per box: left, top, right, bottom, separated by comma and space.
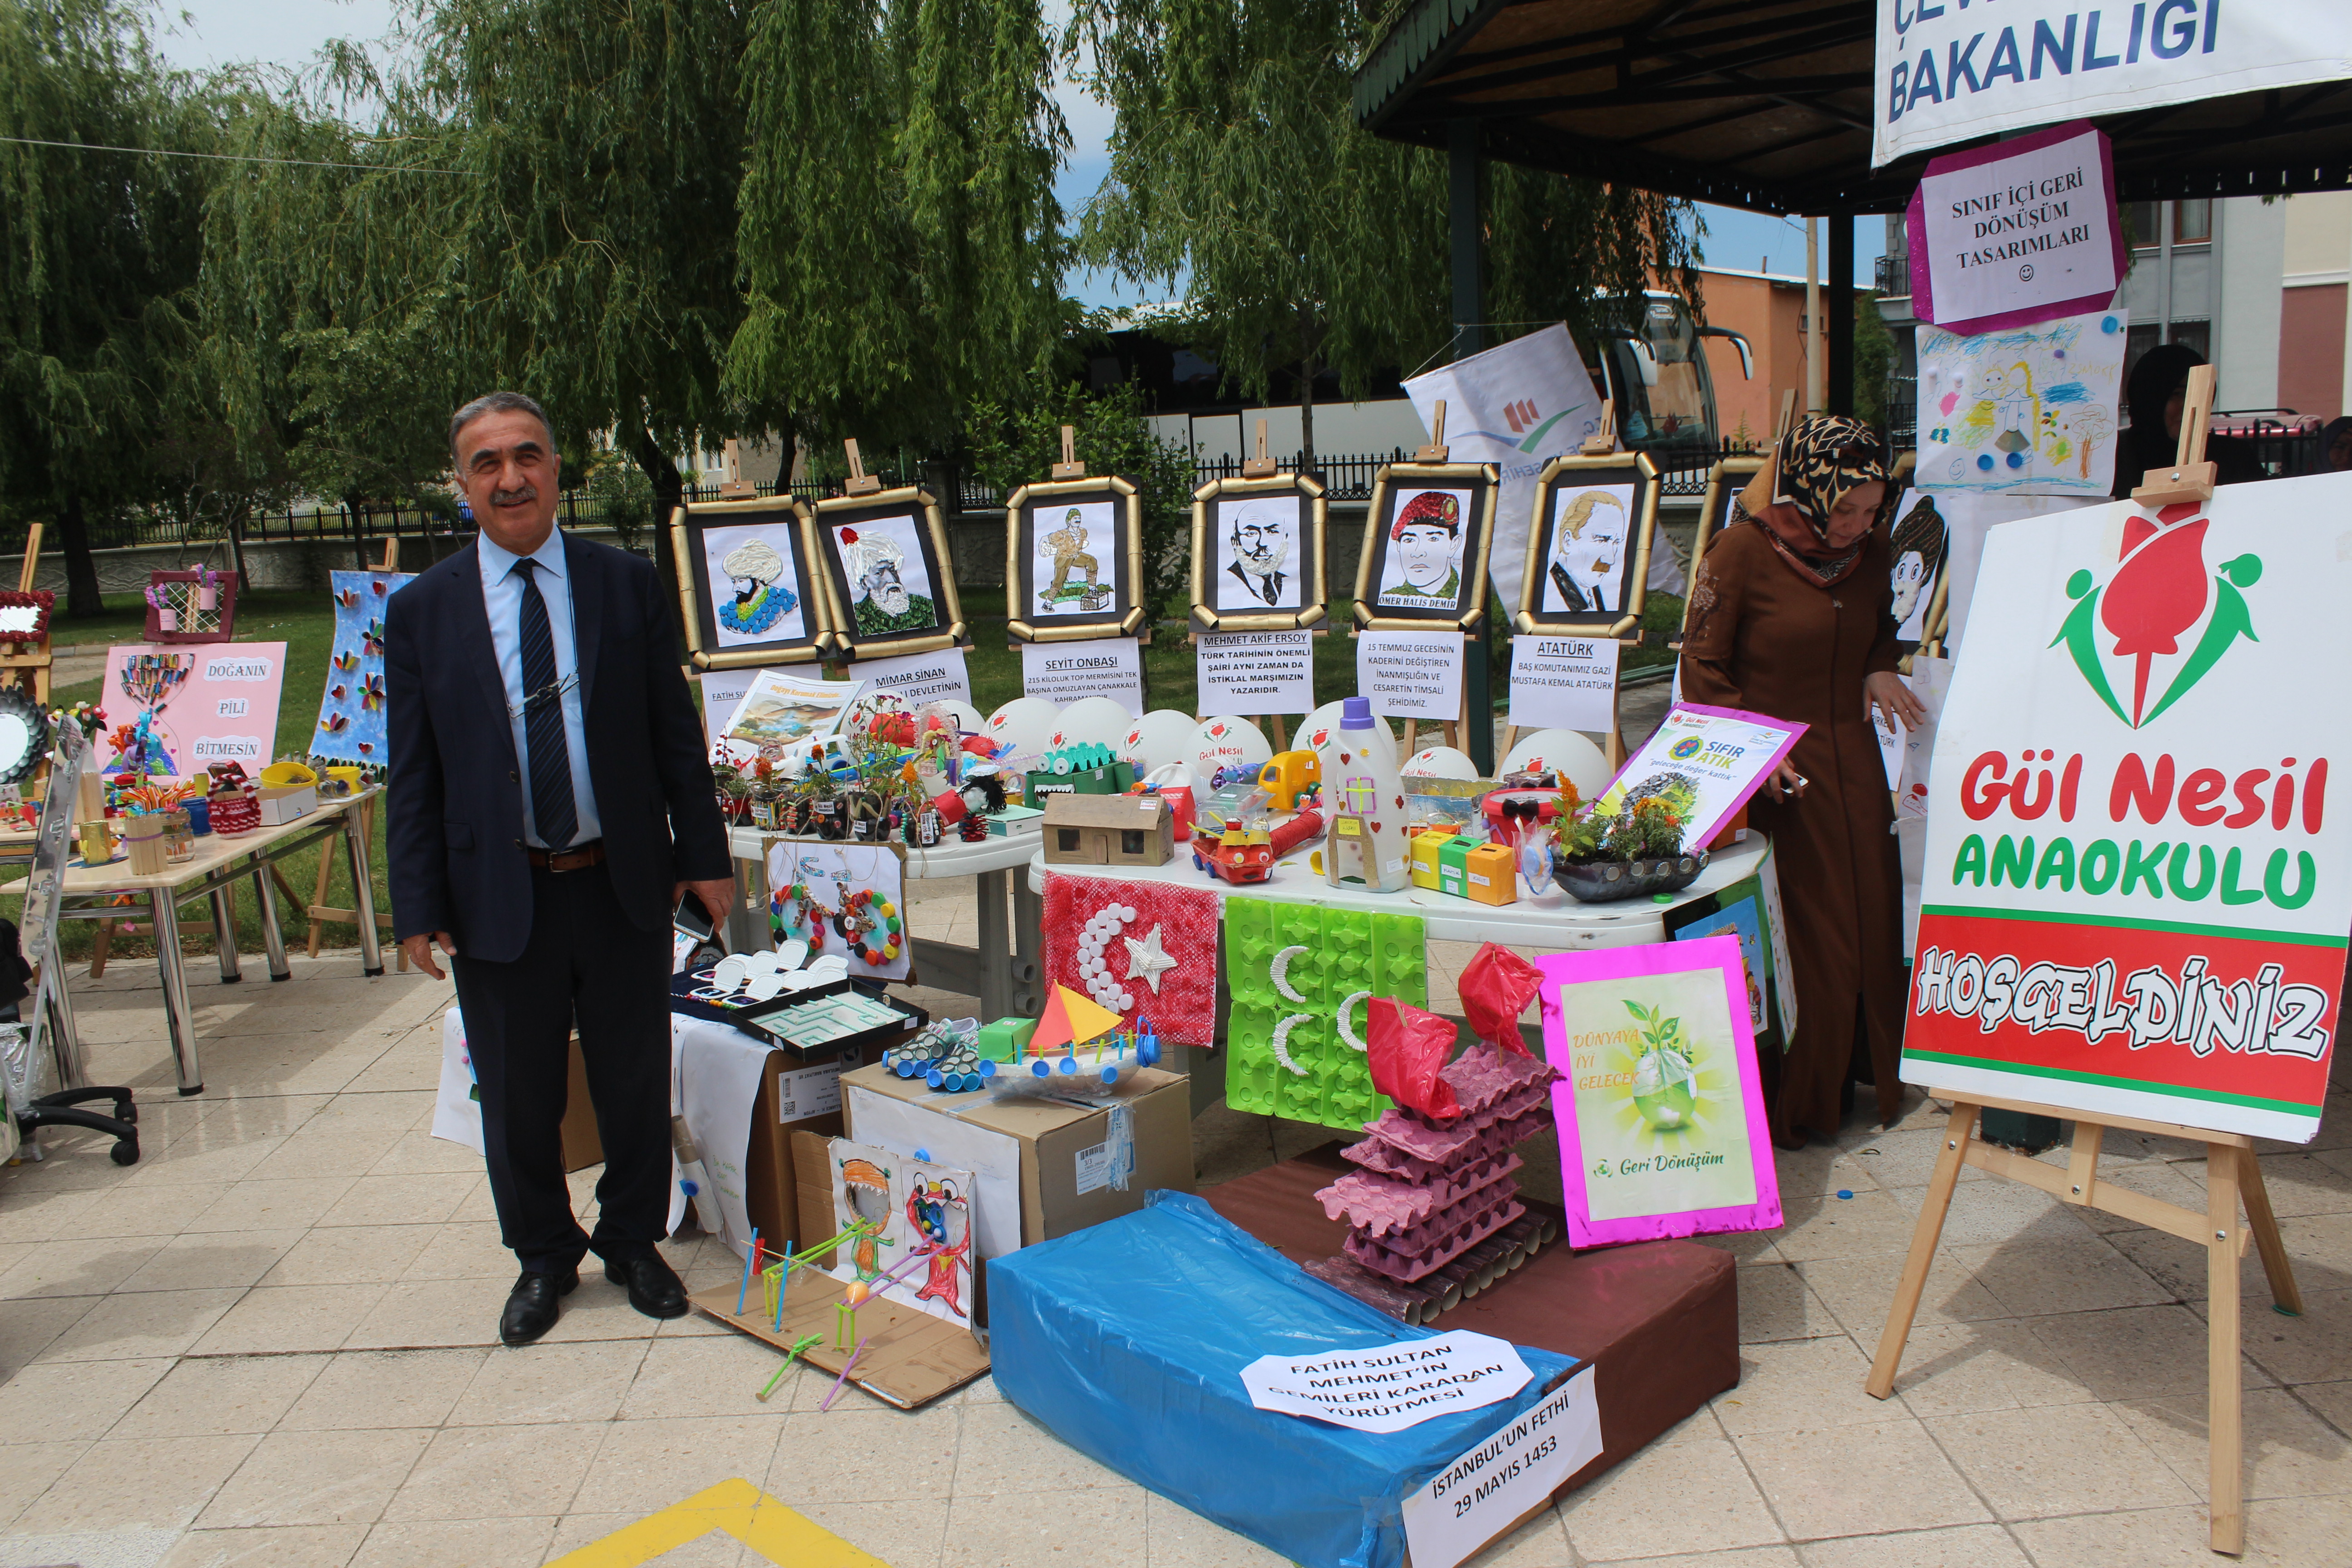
1399, 1366, 1602, 1568
1019, 637, 1144, 715
1358, 630, 1467, 721
1905, 123, 2123, 335
1906, 472, 2351, 1142
1404, 324, 1606, 612
1239, 1331, 1534, 1434
1196, 630, 1316, 715
1872, 0, 2352, 167
1508, 634, 1620, 733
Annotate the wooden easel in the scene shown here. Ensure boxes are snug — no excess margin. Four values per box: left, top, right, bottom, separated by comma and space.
842, 439, 882, 498
299, 537, 405, 968
1866, 1090, 2296, 1555
1051, 424, 1086, 481
1, 522, 52, 702
1871, 376, 2278, 1554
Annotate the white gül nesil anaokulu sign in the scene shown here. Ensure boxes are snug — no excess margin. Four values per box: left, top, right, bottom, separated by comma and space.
1906, 473, 2351, 1141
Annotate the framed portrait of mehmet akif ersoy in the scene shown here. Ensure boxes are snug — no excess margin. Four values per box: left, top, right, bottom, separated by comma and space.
1352, 461, 1499, 633
811, 485, 969, 662
1514, 451, 1662, 640
671, 495, 832, 669
1007, 475, 1147, 643
1189, 471, 1329, 633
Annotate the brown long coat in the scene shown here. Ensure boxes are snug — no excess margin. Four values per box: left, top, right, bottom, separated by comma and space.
1679, 521, 1907, 1138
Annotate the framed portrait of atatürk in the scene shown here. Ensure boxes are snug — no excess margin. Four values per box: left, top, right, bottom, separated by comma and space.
1190, 471, 1328, 633
1352, 461, 1499, 633
672, 496, 831, 669
811, 486, 969, 661
1514, 452, 1662, 640
1007, 475, 1147, 643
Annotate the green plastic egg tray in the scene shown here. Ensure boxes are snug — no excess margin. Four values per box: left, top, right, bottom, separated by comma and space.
1222, 899, 1424, 1131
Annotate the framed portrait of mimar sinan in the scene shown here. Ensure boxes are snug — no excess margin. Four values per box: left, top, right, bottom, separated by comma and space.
1515, 452, 1662, 640
1007, 475, 1147, 643
1676, 454, 1768, 649
811, 486, 969, 661
1352, 461, 1499, 633
1190, 472, 1328, 633
672, 495, 832, 670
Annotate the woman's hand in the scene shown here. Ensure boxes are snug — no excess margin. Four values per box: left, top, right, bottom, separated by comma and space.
1765, 759, 1807, 803
1866, 671, 1927, 733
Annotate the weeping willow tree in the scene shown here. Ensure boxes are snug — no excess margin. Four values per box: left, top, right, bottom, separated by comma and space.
0, 0, 210, 614
725, 0, 1071, 451
1067, 0, 1700, 465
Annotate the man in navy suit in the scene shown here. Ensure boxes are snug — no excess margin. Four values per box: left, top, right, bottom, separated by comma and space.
387, 392, 734, 1345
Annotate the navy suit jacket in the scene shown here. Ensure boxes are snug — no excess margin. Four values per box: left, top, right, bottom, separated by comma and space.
385, 533, 730, 964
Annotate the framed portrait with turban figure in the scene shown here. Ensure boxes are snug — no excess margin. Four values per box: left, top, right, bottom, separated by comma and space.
1352, 461, 1499, 633
672, 496, 831, 669
1189, 470, 1329, 633
1515, 452, 1662, 640
1008, 474, 1147, 643
812, 485, 969, 661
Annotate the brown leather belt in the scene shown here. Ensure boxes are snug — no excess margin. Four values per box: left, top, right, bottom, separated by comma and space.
527, 841, 607, 872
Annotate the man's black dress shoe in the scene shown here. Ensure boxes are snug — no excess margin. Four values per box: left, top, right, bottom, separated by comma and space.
605, 1254, 690, 1319
499, 1266, 579, 1346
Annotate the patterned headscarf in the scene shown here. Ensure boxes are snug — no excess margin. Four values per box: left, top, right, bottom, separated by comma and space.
1773, 415, 1892, 544
1731, 414, 1893, 588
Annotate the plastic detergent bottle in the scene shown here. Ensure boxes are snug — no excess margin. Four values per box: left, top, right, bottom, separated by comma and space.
1316, 696, 1410, 892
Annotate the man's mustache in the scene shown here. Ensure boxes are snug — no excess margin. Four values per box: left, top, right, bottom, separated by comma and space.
491, 485, 538, 507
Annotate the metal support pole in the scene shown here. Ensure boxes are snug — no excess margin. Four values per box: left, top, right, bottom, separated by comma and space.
252, 868, 291, 980
1829, 214, 1857, 417
1448, 121, 1484, 362
209, 889, 242, 983
152, 893, 203, 1094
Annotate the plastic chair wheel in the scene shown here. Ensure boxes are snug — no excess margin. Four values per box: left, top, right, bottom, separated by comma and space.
110, 1138, 140, 1166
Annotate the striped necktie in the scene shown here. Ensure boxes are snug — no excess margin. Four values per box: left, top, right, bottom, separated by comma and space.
512, 558, 578, 849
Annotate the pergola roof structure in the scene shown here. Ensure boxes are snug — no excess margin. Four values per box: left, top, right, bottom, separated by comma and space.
1355, 0, 2352, 215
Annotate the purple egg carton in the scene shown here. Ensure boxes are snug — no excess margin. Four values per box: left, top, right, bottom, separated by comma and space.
1399, 1041, 1563, 1127
1343, 1188, 1526, 1284
1339, 1106, 1557, 1183
1353, 1083, 1558, 1165
1313, 1152, 1524, 1239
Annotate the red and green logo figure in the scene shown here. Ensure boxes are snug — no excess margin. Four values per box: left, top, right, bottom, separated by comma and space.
2051, 501, 2260, 728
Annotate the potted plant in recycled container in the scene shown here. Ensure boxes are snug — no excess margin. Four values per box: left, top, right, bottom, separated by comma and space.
1552, 775, 1709, 903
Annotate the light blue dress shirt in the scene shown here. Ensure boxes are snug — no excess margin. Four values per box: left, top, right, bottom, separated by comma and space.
476, 530, 603, 849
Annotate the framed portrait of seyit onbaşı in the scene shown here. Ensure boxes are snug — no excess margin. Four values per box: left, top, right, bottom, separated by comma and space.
1676, 454, 1767, 649
1352, 461, 1499, 633
1007, 475, 1147, 643
1515, 452, 1661, 641
672, 496, 830, 670
1190, 471, 1329, 633
811, 485, 968, 661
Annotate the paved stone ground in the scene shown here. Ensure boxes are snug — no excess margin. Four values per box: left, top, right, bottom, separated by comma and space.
1, 932, 2348, 1567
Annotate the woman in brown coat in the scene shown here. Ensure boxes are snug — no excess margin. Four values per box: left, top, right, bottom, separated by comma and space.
1680, 416, 1924, 1148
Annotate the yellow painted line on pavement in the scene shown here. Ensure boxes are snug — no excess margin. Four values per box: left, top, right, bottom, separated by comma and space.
544, 1478, 892, 1567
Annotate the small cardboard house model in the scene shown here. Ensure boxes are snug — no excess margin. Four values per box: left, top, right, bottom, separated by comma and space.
1043, 792, 1175, 867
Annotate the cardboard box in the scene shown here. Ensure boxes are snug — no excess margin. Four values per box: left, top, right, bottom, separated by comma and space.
746, 1048, 848, 1252
1042, 792, 1174, 867
1409, 828, 1448, 890
256, 783, 317, 825
842, 1063, 1195, 1249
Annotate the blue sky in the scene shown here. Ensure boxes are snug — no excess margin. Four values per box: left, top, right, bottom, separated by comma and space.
159, 1, 1884, 307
